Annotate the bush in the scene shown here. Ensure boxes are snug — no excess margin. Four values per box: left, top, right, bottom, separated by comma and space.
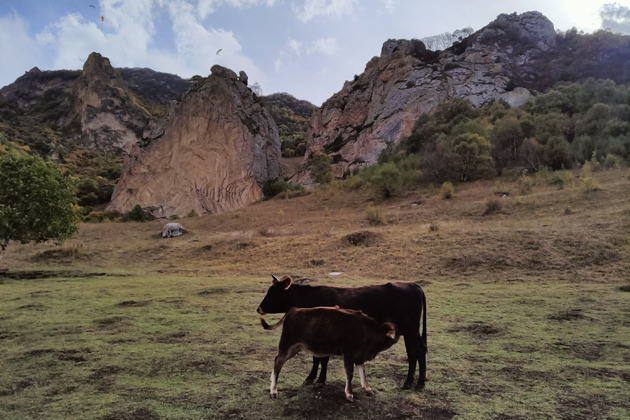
310, 152, 333, 184
186, 209, 198, 218
517, 176, 534, 195
440, 182, 455, 199
127, 205, 149, 222
365, 203, 385, 225
550, 171, 575, 189
604, 153, 624, 169
262, 178, 306, 199
483, 199, 503, 215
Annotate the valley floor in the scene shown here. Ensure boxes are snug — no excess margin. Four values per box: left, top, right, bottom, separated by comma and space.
1, 169, 629, 419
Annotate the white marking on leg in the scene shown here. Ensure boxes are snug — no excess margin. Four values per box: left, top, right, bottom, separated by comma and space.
270, 371, 278, 397
357, 364, 373, 395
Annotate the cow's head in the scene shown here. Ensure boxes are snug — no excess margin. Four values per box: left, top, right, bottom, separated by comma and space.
383, 322, 399, 341
257, 275, 294, 315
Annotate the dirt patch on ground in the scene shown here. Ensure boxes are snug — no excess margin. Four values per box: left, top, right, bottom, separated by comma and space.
116, 300, 150, 307
556, 393, 611, 420
547, 308, 592, 321
0, 270, 110, 280
99, 407, 160, 420
448, 321, 504, 339
344, 231, 381, 247
277, 382, 456, 420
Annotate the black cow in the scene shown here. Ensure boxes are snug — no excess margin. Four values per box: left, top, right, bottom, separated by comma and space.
257, 275, 427, 389
261, 306, 399, 402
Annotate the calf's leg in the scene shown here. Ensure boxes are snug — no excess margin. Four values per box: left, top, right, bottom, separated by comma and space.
304, 357, 319, 385
342, 355, 355, 402
270, 354, 285, 398
315, 357, 329, 388
357, 364, 374, 396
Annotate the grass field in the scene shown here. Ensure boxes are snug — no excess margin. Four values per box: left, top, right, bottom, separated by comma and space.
1, 168, 629, 419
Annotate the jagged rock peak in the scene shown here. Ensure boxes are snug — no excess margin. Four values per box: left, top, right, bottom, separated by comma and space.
107, 65, 281, 218
81, 52, 118, 79
476, 11, 556, 51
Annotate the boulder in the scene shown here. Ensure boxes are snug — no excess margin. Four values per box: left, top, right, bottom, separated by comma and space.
162, 222, 187, 238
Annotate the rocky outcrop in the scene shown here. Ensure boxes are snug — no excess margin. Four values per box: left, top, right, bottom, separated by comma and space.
107, 65, 281, 218
291, 12, 561, 184
72, 53, 155, 153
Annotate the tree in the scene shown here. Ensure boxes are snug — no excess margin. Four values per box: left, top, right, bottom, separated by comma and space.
451, 133, 494, 181
310, 152, 333, 184
0, 154, 79, 257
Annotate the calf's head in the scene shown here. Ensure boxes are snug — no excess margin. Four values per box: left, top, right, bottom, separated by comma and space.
257, 275, 293, 315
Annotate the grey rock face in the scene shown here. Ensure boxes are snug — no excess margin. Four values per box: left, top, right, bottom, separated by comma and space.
107, 65, 281, 218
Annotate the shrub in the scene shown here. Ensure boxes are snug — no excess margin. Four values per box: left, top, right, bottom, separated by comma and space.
517, 176, 534, 195
127, 204, 149, 222
186, 209, 198, 218
483, 199, 503, 215
550, 171, 575, 189
262, 178, 306, 199
440, 181, 455, 199
604, 153, 624, 169
580, 176, 602, 192
310, 152, 333, 184
365, 203, 385, 225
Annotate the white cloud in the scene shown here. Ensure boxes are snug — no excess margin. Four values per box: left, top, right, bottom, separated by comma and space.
0, 12, 44, 86
307, 37, 339, 56
197, 0, 278, 19
380, 0, 396, 14
293, 0, 358, 22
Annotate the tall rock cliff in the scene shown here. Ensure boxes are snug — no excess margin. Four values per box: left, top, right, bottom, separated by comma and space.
292, 11, 630, 184
72, 52, 153, 153
107, 65, 282, 218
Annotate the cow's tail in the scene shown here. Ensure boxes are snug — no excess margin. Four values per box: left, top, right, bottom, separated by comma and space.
421, 288, 427, 354
260, 314, 285, 330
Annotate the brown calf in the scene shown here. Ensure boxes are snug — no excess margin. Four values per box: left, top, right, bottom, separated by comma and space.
261, 306, 399, 402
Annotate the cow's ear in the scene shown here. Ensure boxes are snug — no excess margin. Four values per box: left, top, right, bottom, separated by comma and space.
280, 276, 293, 290
272, 274, 280, 284
385, 323, 397, 340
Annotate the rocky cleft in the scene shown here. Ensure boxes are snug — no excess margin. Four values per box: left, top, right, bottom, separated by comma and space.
107, 65, 281, 218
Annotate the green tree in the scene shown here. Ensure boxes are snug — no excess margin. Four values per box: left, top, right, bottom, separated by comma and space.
0, 154, 78, 256
310, 152, 333, 184
491, 117, 524, 173
451, 133, 494, 181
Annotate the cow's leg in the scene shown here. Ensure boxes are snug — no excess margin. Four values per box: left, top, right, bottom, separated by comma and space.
416, 335, 427, 389
357, 364, 374, 396
342, 355, 355, 402
402, 334, 419, 389
304, 357, 319, 385
314, 357, 329, 388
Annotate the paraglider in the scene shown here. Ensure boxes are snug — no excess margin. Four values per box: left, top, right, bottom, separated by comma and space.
101, 15, 104, 22
216, 49, 222, 55
89, 4, 96, 8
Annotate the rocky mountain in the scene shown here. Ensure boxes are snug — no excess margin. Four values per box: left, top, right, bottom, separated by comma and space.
106, 65, 282, 218
0, 53, 191, 157
292, 11, 630, 184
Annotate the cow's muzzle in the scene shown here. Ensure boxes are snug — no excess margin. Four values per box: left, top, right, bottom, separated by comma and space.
257, 307, 265, 315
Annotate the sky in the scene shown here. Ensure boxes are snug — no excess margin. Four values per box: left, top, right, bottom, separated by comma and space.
1, 1, 630, 106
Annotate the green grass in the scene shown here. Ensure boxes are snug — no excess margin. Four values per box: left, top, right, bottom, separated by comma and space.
1, 168, 629, 419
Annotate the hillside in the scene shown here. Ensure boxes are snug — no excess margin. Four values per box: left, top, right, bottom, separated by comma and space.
293, 12, 630, 183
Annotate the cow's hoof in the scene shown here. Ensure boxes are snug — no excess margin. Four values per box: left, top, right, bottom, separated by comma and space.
314, 381, 325, 389
270, 393, 278, 399
402, 381, 413, 390
345, 395, 354, 403
416, 381, 426, 390
365, 389, 375, 397
303, 379, 315, 386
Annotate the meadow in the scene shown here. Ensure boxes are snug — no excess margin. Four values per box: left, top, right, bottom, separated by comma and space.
1, 168, 629, 419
